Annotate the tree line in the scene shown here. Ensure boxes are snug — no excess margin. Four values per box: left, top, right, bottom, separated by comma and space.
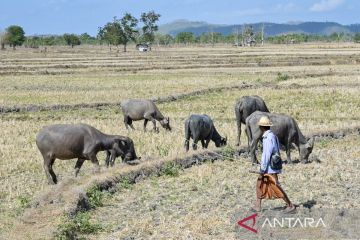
0, 11, 161, 51
2, 16, 360, 50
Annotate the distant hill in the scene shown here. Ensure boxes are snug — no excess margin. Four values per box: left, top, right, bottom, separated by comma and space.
159, 20, 360, 36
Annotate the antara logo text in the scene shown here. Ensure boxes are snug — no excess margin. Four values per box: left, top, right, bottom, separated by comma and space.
237, 213, 326, 234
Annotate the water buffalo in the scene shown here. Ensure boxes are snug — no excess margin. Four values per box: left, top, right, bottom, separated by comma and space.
121, 99, 171, 132
246, 111, 314, 164
36, 123, 139, 184
235, 95, 269, 146
184, 114, 227, 151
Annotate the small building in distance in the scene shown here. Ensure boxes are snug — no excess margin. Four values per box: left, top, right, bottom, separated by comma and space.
136, 43, 150, 52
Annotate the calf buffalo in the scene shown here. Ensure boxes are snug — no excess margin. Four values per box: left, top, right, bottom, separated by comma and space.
121, 99, 171, 132
184, 114, 227, 151
36, 123, 139, 184
235, 95, 269, 146
246, 111, 314, 164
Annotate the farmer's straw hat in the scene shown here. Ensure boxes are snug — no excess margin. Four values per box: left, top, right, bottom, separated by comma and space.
258, 116, 273, 126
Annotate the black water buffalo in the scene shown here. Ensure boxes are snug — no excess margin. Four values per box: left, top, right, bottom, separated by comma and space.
246, 111, 314, 164
235, 95, 269, 146
36, 123, 139, 184
121, 99, 171, 132
184, 114, 227, 151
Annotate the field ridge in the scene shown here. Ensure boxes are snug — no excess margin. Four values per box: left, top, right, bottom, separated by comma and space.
2, 80, 359, 114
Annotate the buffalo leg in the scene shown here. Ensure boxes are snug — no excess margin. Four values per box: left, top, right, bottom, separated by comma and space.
144, 113, 158, 132
124, 116, 135, 130
235, 108, 242, 146
128, 118, 135, 130
250, 138, 259, 164
43, 156, 57, 184
236, 122, 241, 146
75, 158, 85, 176
184, 139, 190, 152
109, 150, 116, 167
105, 150, 110, 167
204, 139, 210, 149
201, 140, 205, 149
143, 119, 148, 131
192, 138, 198, 150
286, 138, 292, 164
151, 119, 158, 132
245, 128, 251, 152
89, 154, 100, 173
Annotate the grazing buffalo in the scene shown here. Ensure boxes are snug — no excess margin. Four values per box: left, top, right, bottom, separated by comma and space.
36, 123, 139, 184
235, 95, 269, 146
184, 114, 227, 151
246, 111, 314, 164
121, 99, 171, 132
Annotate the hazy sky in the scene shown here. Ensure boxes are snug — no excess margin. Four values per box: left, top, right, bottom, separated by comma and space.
0, 0, 358, 35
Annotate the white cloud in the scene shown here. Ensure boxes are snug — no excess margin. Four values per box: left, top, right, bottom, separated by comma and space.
310, 0, 345, 12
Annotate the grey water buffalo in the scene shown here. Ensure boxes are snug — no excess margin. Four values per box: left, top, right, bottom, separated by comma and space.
235, 95, 269, 146
184, 114, 227, 151
121, 99, 171, 132
246, 111, 314, 164
36, 123, 139, 184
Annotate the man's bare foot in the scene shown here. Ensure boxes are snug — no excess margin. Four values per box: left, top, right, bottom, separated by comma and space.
250, 207, 261, 212
283, 205, 296, 213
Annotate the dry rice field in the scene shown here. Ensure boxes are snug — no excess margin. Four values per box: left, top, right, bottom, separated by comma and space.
0, 43, 359, 239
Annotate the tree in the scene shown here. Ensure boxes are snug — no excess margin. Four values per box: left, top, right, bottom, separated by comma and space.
154, 33, 173, 46
98, 13, 138, 52
119, 13, 138, 52
244, 25, 255, 46
0, 30, 6, 50
175, 32, 195, 44
98, 21, 123, 48
6, 25, 25, 50
354, 33, 360, 43
63, 34, 81, 48
43, 36, 56, 46
140, 11, 161, 44
80, 33, 94, 44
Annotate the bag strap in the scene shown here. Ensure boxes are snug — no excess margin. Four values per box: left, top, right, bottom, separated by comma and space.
275, 136, 280, 154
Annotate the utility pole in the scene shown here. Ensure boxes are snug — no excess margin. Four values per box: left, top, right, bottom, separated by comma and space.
235, 27, 240, 46
242, 24, 245, 47
261, 23, 265, 46
210, 27, 214, 47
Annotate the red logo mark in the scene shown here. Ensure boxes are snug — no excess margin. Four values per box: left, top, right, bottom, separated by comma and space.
237, 213, 258, 234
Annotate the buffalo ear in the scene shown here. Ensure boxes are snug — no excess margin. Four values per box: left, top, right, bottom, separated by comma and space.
116, 138, 127, 147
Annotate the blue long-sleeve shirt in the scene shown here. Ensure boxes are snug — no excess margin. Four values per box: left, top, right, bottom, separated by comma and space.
260, 130, 281, 174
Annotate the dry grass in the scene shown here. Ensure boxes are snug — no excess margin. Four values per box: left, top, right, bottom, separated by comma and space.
86, 134, 360, 239
0, 43, 359, 239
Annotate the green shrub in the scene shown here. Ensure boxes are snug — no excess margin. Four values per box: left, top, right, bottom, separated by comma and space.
118, 176, 133, 190
221, 145, 236, 160
161, 162, 181, 177
55, 212, 102, 240
17, 195, 31, 209
87, 186, 104, 208
276, 72, 290, 81
156, 145, 170, 157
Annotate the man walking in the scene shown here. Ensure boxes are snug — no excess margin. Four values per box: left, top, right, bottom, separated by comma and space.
252, 116, 295, 213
